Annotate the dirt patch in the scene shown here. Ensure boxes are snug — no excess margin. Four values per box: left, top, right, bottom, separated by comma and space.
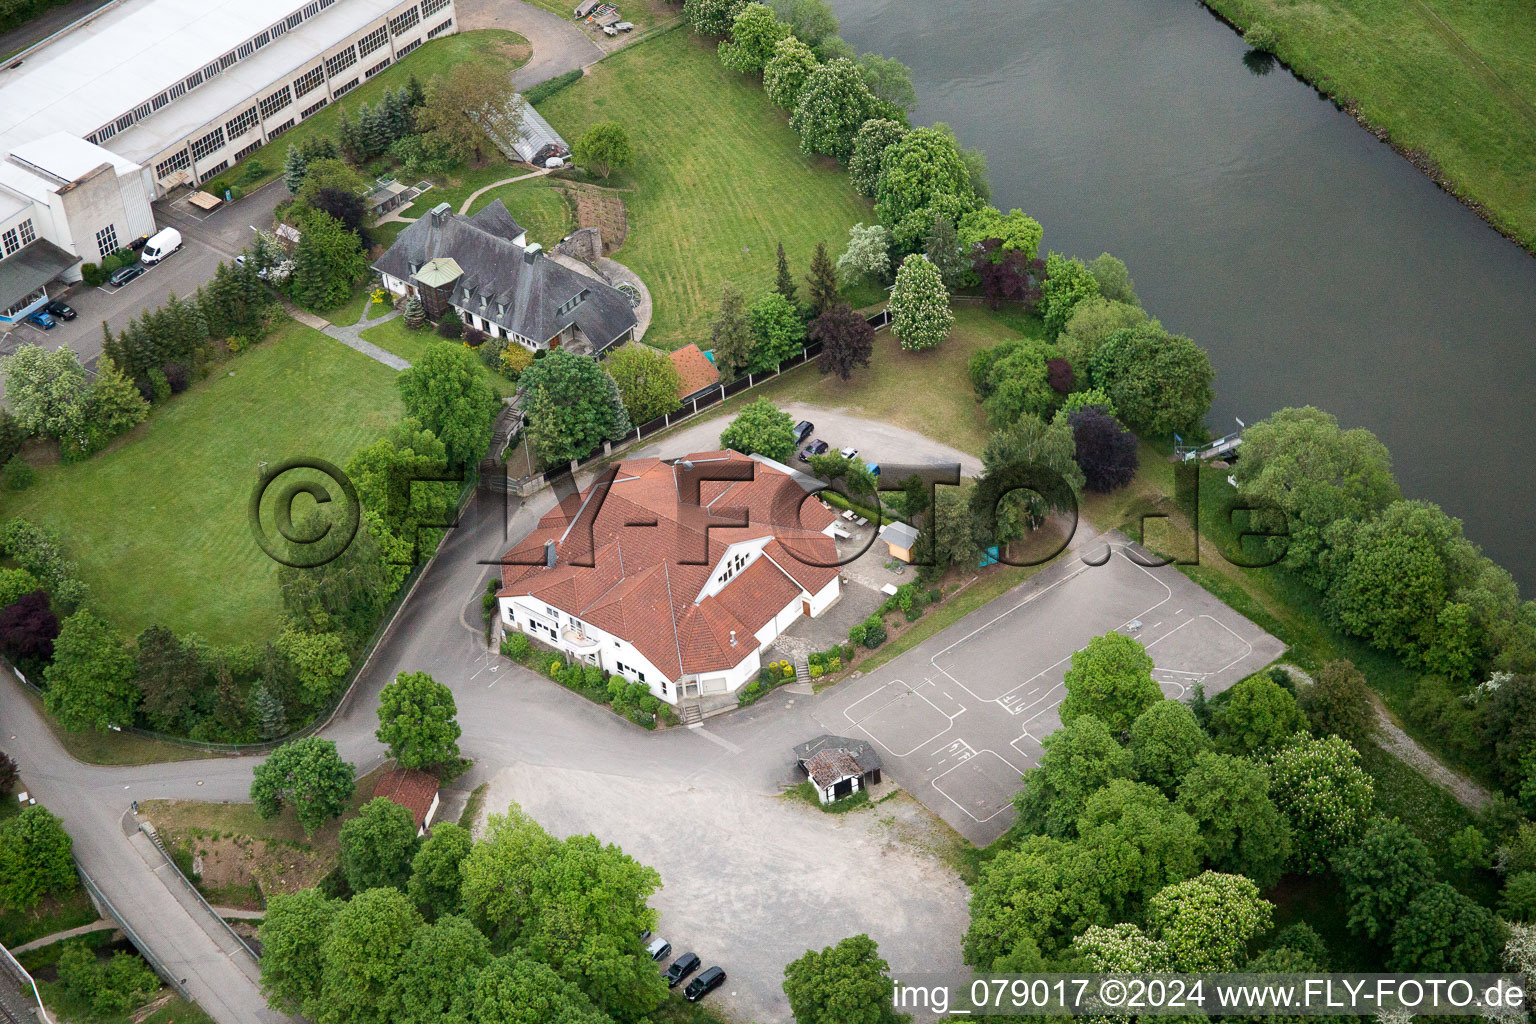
561, 183, 628, 251
183, 834, 334, 903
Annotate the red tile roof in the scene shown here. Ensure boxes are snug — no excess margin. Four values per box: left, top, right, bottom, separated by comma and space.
373, 769, 439, 829
669, 343, 719, 400
499, 451, 838, 680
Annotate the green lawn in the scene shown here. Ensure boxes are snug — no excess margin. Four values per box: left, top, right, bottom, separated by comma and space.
213, 31, 531, 193
1204, 0, 1536, 250
538, 29, 884, 348
359, 318, 518, 397
0, 320, 402, 645
467, 177, 578, 247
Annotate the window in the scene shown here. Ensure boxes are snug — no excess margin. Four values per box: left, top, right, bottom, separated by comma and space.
390, 5, 419, 34
365, 57, 390, 79
300, 98, 328, 119
18, 220, 35, 245
718, 550, 749, 584
1, 229, 17, 257
226, 106, 259, 139
151, 90, 171, 111
259, 85, 293, 120
253, 29, 271, 49
556, 289, 588, 318
95, 224, 119, 259
302, 0, 320, 17
357, 25, 388, 56
237, 39, 256, 59
266, 117, 295, 139
396, 37, 421, 57
426, 16, 452, 38
293, 65, 325, 97
333, 77, 359, 97
133, 101, 152, 121
421, 0, 447, 17
155, 149, 191, 180
234, 139, 263, 162
323, 45, 357, 77
95, 122, 116, 142
184, 68, 204, 92
190, 126, 227, 161
169, 81, 186, 101
198, 160, 229, 182
3, 287, 46, 318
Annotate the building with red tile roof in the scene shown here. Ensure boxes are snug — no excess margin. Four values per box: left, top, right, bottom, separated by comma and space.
668, 343, 720, 403
373, 768, 441, 836
497, 451, 842, 707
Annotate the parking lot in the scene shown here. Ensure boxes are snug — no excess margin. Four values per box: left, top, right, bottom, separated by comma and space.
817, 539, 1284, 844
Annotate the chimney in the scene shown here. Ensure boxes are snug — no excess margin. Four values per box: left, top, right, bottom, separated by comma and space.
729, 630, 737, 647
523, 242, 543, 265
430, 201, 451, 224
544, 540, 557, 568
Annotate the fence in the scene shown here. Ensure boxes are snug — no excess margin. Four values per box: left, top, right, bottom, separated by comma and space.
0, 941, 50, 1024
134, 816, 259, 962
72, 855, 190, 1002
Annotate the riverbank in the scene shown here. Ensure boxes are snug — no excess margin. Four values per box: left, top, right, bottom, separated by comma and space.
1200, 0, 1536, 256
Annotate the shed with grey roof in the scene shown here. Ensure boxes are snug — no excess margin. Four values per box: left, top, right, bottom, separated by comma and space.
793, 734, 882, 804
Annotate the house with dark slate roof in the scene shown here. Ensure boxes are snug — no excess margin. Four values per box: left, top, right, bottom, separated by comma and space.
373, 198, 637, 356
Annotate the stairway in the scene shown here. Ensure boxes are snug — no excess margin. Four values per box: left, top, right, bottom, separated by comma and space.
680, 703, 703, 727
793, 659, 811, 686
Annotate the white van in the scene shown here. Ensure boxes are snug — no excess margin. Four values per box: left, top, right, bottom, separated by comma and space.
139, 227, 183, 265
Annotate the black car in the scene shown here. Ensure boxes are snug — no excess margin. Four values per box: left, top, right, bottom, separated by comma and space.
108, 263, 146, 287
797, 439, 830, 463
684, 966, 725, 1002
43, 299, 77, 320
664, 952, 700, 988
792, 419, 814, 445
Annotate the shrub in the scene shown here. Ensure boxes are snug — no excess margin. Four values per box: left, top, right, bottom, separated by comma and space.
101, 253, 122, 274
0, 459, 35, 492
1244, 22, 1278, 53
738, 681, 764, 706
862, 617, 887, 649
501, 631, 531, 661
523, 68, 583, 105
463, 327, 487, 348
809, 664, 824, 678
81, 263, 104, 286
849, 623, 868, 646
436, 309, 464, 339
162, 362, 190, 393
147, 368, 171, 403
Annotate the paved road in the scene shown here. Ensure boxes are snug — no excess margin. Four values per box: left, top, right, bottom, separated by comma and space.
0, 0, 114, 59
457, 0, 603, 89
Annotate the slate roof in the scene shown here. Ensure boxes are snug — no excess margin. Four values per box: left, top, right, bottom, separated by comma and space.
793, 734, 882, 774
670, 343, 719, 401
373, 769, 439, 829
373, 199, 635, 352
499, 451, 839, 680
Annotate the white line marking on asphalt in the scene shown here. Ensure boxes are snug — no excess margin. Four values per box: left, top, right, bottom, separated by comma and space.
692, 728, 742, 754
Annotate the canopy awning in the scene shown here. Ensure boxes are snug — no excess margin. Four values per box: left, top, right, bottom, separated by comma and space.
0, 238, 76, 310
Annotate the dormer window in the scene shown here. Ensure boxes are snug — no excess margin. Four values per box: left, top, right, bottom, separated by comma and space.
555, 288, 589, 318
718, 550, 749, 585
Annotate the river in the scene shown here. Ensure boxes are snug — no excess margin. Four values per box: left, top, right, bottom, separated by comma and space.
829, 0, 1536, 593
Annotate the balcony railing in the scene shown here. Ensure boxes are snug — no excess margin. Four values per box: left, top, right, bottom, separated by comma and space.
561, 627, 599, 649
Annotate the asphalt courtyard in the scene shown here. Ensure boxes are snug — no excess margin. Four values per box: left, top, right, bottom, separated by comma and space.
814, 539, 1284, 844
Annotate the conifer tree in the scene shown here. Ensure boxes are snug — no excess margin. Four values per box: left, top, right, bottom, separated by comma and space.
774, 242, 798, 309
404, 294, 426, 330
283, 144, 308, 193
804, 240, 839, 316
336, 105, 364, 163
405, 74, 426, 107
254, 683, 287, 740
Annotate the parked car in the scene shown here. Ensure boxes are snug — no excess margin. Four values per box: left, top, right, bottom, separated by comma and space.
685, 966, 725, 1002
138, 227, 182, 265
792, 420, 814, 445
614, 20, 634, 30
838, 446, 859, 461
25, 309, 56, 329
664, 952, 700, 988
646, 937, 671, 961
43, 299, 76, 320
798, 439, 830, 463
108, 263, 146, 287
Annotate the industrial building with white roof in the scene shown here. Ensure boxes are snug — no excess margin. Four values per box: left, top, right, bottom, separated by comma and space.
0, 0, 456, 321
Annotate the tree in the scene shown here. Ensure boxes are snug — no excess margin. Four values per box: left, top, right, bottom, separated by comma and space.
804, 240, 841, 317
836, 222, 891, 285
260, 888, 340, 1015
774, 241, 798, 307
275, 628, 351, 706
1090, 321, 1215, 438
856, 53, 916, 112
58, 944, 157, 1017
386, 914, 491, 1024
603, 343, 682, 425
1076, 779, 1202, 920
517, 349, 631, 466
929, 485, 984, 569
849, 118, 907, 197
888, 254, 951, 351
812, 301, 874, 381
875, 127, 978, 250
972, 336, 1056, 427
745, 290, 806, 372
319, 886, 423, 1024
1503, 872, 1536, 922
1213, 673, 1306, 754
376, 670, 462, 771
340, 797, 423, 893
398, 341, 499, 469
408, 822, 474, 919
719, 2, 789, 72
763, 34, 819, 110
283, 142, 310, 193
710, 284, 755, 381
1333, 817, 1436, 943
684, 0, 746, 35
250, 737, 356, 835
1088, 252, 1139, 305
1390, 882, 1506, 971
959, 206, 1045, 264
573, 121, 632, 179
470, 953, 609, 1024
404, 294, 427, 330
1299, 659, 1376, 746
43, 609, 137, 733
77, 357, 149, 458
0, 589, 59, 664
134, 625, 206, 732
790, 58, 877, 162
719, 398, 796, 461
1128, 699, 1210, 794
1, 344, 89, 442
1039, 252, 1101, 339
1058, 296, 1150, 373
1015, 714, 1132, 838
0, 806, 76, 912
0, 568, 40, 610
291, 213, 368, 311
768, 0, 838, 46
973, 414, 1083, 548
1071, 923, 1172, 971
1060, 632, 1161, 735
1176, 751, 1291, 888
964, 834, 1107, 967
782, 934, 910, 1024
346, 418, 459, 566
416, 64, 520, 165
254, 683, 288, 740
923, 213, 967, 290
0, 750, 16, 795
1264, 734, 1374, 873
1067, 406, 1139, 495
1149, 872, 1273, 971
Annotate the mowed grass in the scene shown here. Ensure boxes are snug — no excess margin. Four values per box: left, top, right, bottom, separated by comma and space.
360, 318, 519, 397
1, 320, 402, 644
538, 29, 882, 348
467, 176, 578, 247
1204, 0, 1536, 249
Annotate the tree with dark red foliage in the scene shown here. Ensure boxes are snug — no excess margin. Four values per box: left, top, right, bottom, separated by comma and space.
972, 239, 1043, 310
0, 590, 60, 663
1069, 406, 1139, 493
310, 187, 368, 240
161, 362, 190, 394
1047, 358, 1074, 394
0, 750, 17, 794
812, 302, 875, 382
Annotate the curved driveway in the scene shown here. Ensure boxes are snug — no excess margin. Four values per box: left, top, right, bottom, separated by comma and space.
455, 0, 603, 89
